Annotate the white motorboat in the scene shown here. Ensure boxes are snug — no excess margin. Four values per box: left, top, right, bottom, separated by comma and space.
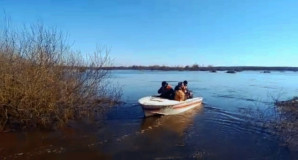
138, 96, 203, 117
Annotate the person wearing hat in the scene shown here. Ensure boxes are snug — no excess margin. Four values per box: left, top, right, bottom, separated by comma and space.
158, 81, 174, 99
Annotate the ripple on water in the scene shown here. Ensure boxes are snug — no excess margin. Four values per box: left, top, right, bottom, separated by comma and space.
212, 93, 271, 104
182, 105, 290, 159
201, 106, 273, 137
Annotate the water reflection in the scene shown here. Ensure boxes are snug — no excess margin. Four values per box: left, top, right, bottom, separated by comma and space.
0, 123, 110, 159
140, 104, 203, 136
99, 104, 205, 159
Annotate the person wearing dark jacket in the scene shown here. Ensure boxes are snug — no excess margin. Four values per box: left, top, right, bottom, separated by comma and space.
181, 80, 188, 94
182, 80, 193, 99
174, 82, 183, 91
158, 81, 174, 99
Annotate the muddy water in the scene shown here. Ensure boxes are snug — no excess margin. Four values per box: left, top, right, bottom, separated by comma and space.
1, 70, 298, 159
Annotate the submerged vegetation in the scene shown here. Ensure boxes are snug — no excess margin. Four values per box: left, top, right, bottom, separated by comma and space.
226, 70, 236, 74
242, 96, 298, 150
274, 97, 298, 149
0, 22, 121, 131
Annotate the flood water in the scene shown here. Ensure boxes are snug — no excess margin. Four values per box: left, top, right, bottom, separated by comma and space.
1, 70, 298, 159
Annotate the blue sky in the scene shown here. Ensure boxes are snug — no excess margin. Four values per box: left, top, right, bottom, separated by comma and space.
1, 0, 298, 66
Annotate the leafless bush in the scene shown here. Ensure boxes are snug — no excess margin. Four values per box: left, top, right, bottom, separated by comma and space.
0, 21, 121, 131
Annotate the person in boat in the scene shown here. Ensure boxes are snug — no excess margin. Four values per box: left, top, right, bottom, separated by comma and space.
181, 80, 188, 93
182, 80, 193, 99
174, 82, 183, 91
174, 84, 185, 101
158, 81, 174, 99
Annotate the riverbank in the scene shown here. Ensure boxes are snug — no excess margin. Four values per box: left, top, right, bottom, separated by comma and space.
275, 97, 298, 150
275, 97, 298, 108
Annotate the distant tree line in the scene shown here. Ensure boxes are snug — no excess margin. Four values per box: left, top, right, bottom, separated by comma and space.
99, 65, 298, 72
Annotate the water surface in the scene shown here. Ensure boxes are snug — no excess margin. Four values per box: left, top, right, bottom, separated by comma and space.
1, 70, 298, 159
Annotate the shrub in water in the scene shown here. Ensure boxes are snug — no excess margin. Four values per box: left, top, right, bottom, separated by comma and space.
0, 22, 121, 131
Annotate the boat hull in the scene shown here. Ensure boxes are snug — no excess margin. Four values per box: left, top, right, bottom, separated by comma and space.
138, 96, 203, 117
